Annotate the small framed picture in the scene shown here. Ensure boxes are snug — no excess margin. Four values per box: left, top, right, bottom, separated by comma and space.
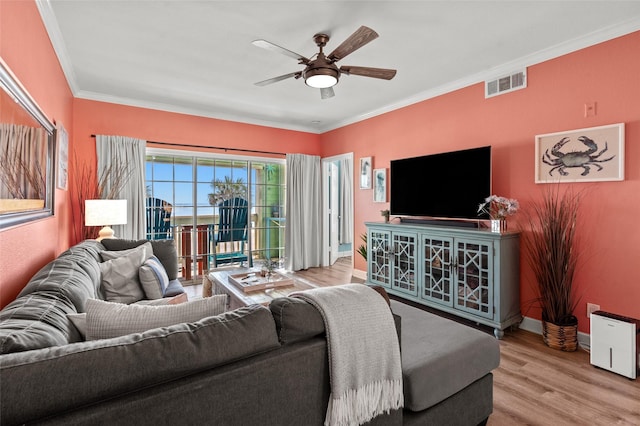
360, 157, 372, 189
373, 168, 386, 203
535, 123, 625, 183
56, 124, 68, 190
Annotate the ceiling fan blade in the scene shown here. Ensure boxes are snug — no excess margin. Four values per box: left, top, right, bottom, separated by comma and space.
254, 71, 301, 86
327, 26, 379, 61
320, 87, 335, 99
340, 66, 397, 80
252, 39, 310, 64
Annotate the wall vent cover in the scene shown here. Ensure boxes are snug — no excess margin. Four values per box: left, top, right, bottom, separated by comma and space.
485, 69, 527, 98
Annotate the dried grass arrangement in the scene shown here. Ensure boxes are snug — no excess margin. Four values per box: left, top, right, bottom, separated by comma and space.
71, 152, 132, 243
0, 148, 45, 199
525, 186, 582, 351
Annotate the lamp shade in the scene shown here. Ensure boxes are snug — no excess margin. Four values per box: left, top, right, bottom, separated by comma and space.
85, 199, 127, 241
85, 199, 128, 226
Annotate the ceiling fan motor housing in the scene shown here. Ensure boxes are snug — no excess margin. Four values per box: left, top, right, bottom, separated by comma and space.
304, 54, 340, 88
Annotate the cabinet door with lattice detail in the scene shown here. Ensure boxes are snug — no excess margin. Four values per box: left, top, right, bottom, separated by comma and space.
368, 229, 391, 288
421, 235, 454, 306
454, 239, 494, 319
391, 231, 418, 297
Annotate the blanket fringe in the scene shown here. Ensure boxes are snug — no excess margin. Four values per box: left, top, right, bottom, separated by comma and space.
325, 379, 404, 426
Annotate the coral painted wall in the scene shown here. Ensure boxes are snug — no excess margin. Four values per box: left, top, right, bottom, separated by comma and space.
72, 99, 321, 164
321, 31, 640, 333
0, 0, 74, 307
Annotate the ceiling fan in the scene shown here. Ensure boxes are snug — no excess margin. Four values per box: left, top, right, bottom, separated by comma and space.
252, 26, 397, 99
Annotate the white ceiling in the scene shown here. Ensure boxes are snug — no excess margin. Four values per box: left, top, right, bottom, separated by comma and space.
37, 1, 640, 134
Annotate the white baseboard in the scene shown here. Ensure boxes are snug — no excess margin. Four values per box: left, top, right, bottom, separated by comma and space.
520, 316, 590, 351
352, 268, 367, 280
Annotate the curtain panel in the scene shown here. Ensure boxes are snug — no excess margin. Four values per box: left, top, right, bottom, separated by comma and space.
96, 135, 146, 240
0, 124, 46, 199
284, 153, 322, 271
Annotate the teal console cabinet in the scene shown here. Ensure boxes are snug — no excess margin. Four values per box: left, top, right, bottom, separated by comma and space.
366, 222, 521, 338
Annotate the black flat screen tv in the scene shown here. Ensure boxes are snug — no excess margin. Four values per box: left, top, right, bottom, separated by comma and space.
390, 146, 492, 219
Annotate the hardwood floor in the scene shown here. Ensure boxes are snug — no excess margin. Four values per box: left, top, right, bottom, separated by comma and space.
187, 258, 640, 425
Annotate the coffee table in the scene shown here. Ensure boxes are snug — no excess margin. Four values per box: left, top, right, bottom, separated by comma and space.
207, 268, 315, 310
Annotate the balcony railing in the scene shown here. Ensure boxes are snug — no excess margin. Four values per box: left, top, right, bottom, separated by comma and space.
154, 214, 284, 284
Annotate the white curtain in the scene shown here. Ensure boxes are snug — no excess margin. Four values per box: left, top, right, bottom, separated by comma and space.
0, 124, 46, 199
96, 135, 146, 240
285, 153, 322, 271
339, 157, 353, 244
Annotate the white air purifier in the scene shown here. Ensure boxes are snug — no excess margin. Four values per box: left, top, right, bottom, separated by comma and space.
590, 311, 639, 379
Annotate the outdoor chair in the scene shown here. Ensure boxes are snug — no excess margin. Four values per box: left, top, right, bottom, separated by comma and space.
146, 197, 173, 240
209, 197, 250, 268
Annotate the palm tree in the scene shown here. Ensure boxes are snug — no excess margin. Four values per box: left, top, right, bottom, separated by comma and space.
208, 176, 247, 205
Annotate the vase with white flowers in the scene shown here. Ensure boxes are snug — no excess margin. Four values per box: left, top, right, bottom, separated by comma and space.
477, 195, 519, 232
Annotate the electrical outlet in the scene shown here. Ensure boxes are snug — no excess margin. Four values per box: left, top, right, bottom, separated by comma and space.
587, 303, 600, 318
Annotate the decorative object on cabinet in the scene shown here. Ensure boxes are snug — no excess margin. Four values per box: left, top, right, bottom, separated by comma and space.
490, 220, 507, 233
56, 124, 68, 190
380, 209, 390, 223
366, 222, 521, 339
373, 168, 386, 202
359, 157, 372, 189
535, 123, 624, 183
524, 186, 581, 351
0, 59, 55, 228
478, 195, 519, 233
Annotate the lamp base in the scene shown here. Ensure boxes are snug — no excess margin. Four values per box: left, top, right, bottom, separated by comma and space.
96, 226, 116, 242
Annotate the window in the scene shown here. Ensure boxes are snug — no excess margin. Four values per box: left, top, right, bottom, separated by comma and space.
146, 149, 285, 283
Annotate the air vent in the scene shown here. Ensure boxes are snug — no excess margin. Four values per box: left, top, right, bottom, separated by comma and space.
485, 69, 527, 98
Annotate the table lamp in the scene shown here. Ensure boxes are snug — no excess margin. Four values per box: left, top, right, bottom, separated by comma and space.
84, 199, 128, 241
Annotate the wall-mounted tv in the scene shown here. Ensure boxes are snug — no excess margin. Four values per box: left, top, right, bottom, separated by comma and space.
390, 146, 491, 219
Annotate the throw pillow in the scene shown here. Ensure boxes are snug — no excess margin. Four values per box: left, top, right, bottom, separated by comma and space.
99, 244, 148, 304
85, 296, 228, 340
139, 255, 170, 299
134, 293, 188, 306
101, 239, 179, 280
101, 241, 153, 263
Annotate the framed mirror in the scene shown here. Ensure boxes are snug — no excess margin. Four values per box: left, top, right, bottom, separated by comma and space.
0, 59, 55, 229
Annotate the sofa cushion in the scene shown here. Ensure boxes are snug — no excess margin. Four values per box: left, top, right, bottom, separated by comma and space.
99, 244, 148, 304
0, 305, 280, 426
68, 294, 190, 341
85, 296, 227, 340
100, 241, 153, 263
390, 300, 500, 412
139, 255, 169, 299
67, 313, 87, 341
0, 241, 104, 354
269, 297, 325, 344
102, 239, 179, 280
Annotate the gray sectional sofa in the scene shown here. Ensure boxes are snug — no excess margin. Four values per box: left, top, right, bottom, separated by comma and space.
0, 240, 500, 425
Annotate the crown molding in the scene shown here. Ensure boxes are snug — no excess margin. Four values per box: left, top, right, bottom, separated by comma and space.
35, 0, 80, 95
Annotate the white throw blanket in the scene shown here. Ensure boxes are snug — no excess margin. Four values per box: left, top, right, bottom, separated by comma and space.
291, 284, 403, 426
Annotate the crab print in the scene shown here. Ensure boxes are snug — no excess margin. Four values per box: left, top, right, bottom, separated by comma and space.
542, 136, 615, 176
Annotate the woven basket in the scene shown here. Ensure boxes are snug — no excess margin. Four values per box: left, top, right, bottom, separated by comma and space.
542, 320, 578, 351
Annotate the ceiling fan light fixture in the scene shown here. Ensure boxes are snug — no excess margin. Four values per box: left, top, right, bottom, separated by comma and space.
304, 68, 339, 89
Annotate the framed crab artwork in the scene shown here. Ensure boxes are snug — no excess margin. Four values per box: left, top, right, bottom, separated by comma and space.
535, 123, 625, 183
